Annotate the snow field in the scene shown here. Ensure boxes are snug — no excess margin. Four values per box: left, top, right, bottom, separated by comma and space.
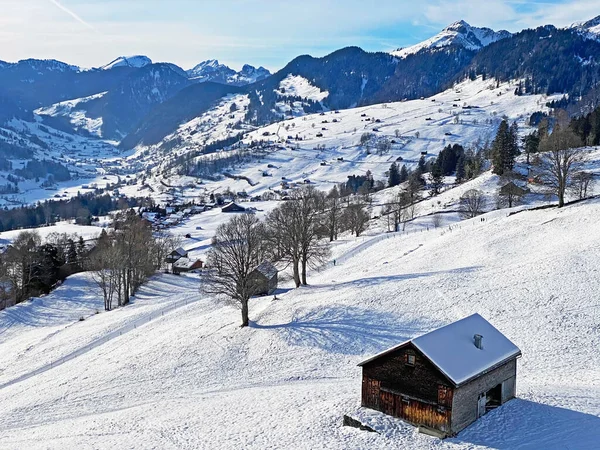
0, 197, 598, 448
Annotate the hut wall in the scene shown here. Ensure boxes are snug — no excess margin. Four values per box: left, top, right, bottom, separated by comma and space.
451, 359, 517, 434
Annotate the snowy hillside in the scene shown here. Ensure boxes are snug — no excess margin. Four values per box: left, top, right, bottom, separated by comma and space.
571, 15, 600, 40
0, 75, 564, 213
392, 21, 511, 58
0, 196, 598, 448
129, 76, 557, 202
35, 92, 107, 138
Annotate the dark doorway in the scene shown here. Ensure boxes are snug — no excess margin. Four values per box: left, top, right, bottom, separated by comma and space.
485, 383, 502, 412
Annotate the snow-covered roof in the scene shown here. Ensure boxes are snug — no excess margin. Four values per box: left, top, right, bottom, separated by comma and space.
253, 261, 278, 280
359, 313, 521, 386
172, 247, 187, 257
173, 257, 201, 270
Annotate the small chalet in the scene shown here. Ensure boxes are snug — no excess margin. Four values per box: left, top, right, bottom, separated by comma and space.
166, 247, 188, 264
358, 314, 521, 437
172, 257, 203, 275
500, 181, 529, 197
249, 261, 278, 296
221, 202, 246, 213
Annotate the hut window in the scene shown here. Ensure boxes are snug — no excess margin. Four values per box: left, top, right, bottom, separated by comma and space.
405, 354, 416, 366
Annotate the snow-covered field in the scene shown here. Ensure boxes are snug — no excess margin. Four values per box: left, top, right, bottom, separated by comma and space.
0, 197, 598, 449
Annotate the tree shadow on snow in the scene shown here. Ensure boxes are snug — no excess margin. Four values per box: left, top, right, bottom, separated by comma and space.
251, 306, 437, 356
452, 398, 600, 449
317, 266, 481, 291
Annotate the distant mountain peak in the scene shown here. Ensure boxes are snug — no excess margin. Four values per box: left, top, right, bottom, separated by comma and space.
391, 20, 511, 58
187, 60, 270, 86
101, 56, 152, 70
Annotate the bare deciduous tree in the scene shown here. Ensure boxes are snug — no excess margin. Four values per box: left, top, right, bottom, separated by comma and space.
3, 231, 42, 303
537, 123, 586, 207
325, 186, 342, 241
203, 214, 266, 327
343, 201, 370, 237
266, 186, 330, 287
459, 190, 486, 219
570, 171, 594, 200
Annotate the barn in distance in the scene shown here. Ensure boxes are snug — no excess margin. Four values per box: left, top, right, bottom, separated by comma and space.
358, 314, 521, 437
249, 261, 278, 296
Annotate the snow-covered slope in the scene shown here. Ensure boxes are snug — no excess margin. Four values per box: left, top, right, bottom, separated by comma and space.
0, 196, 599, 448
276, 74, 329, 101
101, 55, 152, 70
111, 76, 563, 208
571, 15, 600, 40
35, 92, 107, 138
392, 20, 511, 58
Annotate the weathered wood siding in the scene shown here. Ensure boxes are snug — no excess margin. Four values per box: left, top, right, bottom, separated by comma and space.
361, 343, 452, 403
451, 359, 517, 434
361, 343, 454, 433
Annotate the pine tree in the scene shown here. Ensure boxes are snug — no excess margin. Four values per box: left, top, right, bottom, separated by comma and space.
492, 120, 516, 175
429, 162, 444, 196
388, 163, 401, 187
455, 154, 466, 182
67, 239, 78, 266
77, 236, 86, 259
399, 164, 409, 183
418, 155, 427, 174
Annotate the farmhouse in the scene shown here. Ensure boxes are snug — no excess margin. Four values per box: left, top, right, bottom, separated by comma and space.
172, 257, 203, 275
165, 247, 188, 265
249, 261, 278, 296
221, 202, 246, 213
358, 314, 521, 437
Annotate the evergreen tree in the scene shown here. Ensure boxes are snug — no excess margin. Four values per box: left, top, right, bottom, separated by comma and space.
523, 131, 540, 164
77, 236, 86, 260
429, 162, 444, 196
388, 163, 401, 187
455, 154, 466, 182
417, 155, 426, 174
491, 120, 517, 175
399, 164, 409, 183
67, 239, 78, 266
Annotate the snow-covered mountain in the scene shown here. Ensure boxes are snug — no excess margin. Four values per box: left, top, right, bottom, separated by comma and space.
187, 60, 270, 85
392, 20, 511, 58
571, 15, 600, 40
101, 55, 152, 70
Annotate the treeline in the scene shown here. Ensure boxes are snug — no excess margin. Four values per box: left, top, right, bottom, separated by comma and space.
90, 212, 179, 311
15, 159, 71, 182
571, 105, 600, 147
0, 211, 179, 312
0, 193, 148, 232
0, 230, 90, 308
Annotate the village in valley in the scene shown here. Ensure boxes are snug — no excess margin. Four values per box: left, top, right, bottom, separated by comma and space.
0, 4, 600, 450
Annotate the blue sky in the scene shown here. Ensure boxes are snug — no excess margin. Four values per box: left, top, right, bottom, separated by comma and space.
2, 0, 598, 71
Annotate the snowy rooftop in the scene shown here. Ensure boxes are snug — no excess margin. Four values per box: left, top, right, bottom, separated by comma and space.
173, 257, 201, 270
253, 261, 278, 280
360, 313, 521, 386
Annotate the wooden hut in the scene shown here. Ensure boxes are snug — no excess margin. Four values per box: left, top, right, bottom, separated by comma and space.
173, 257, 203, 275
249, 261, 278, 296
358, 314, 521, 437
166, 247, 188, 264
221, 202, 246, 213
